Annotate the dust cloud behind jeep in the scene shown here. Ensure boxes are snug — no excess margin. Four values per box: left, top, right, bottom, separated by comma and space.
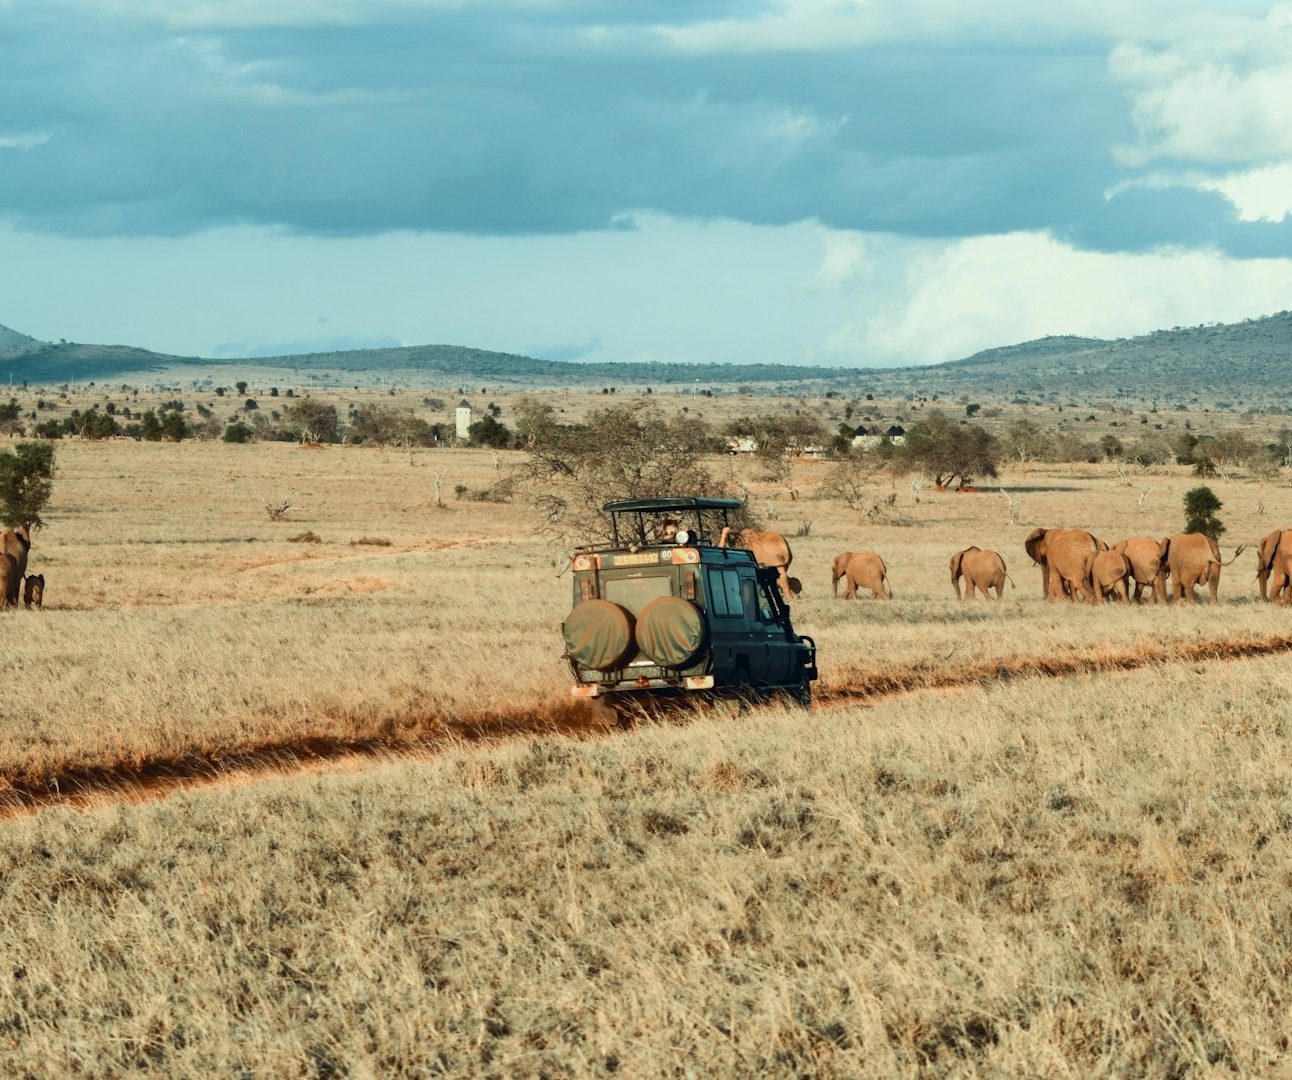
563, 498, 817, 704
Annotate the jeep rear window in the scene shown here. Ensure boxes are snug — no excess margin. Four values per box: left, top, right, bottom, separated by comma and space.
603, 574, 671, 615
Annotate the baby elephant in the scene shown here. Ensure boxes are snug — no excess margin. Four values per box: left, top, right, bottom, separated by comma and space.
1092, 550, 1131, 601
832, 551, 892, 600
23, 573, 44, 609
950, 547, 1012, 600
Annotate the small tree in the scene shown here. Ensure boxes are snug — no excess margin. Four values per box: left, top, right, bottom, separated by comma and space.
161, 411, 187, 441
223, 421, 255, 443
468, 413, 513, 449
0, 441, 56, 528
140, 410, 164, 441
900, 411, 998, 489
1183, 486, 1225, 540
282, 399, 340, 443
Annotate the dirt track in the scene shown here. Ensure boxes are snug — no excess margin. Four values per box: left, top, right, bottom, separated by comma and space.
5, 630, 1292, 819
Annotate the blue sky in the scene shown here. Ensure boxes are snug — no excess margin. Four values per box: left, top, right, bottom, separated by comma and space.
2, 0, 1291, 366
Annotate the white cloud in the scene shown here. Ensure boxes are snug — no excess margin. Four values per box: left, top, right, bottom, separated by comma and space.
811, 231, 871, 291
1112, 4, 1292, 166
859, 231, 1292, 364
609, 0, 1187, 56
0, 132, 52, 150
1200, 162, 1292, 222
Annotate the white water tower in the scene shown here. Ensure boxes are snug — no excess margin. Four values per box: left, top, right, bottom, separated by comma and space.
455, 398, 472, 440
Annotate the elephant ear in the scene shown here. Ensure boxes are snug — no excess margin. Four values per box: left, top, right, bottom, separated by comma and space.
1258, 529, 1282, 572
1024, 528, 1046, 565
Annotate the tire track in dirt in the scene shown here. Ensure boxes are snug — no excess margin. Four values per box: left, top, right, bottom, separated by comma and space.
5, 630, 1292, 819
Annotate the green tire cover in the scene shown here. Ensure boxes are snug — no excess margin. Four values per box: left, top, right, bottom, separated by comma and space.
636, 596, 705, 668
563, 600, 635, 671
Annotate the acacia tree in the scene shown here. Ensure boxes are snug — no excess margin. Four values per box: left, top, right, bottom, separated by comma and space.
1184, 486, 1225, 539
522, 400, 752, 547
900, 411, 999, 489
282, 399, 340, 443
0, 441, 55, 529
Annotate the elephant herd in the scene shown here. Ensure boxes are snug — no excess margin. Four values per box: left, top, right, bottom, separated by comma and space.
735, 524, 1290, 606
0, 526, 44, 611
1019, 528, 1249, 604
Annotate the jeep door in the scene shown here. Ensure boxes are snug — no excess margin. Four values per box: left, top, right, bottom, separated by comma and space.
705, 566, 766, 683
749, 573, 795, 686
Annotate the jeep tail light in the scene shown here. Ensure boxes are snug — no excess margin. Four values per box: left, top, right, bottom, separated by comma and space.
579, 578, 597, 601
670, 548, 700, 565
573, 554, 598, 571
683, 570, 697, 600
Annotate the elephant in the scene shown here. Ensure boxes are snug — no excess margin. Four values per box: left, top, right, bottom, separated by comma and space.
23, 574, 43, 609
1111, 537, 1170, 603
0, 526, 30, 606
1162, 533, 1246, 604
1256, 529, 1292, 602
0, 554, 15, 610
1023, 528, 1103, 602
950, 547, 1012, 600
725, 528, 802, 601
1092, 549, 1132, 601
832, 551, 892, 599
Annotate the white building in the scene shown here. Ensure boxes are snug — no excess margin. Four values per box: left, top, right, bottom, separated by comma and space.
455, 398, 472, 440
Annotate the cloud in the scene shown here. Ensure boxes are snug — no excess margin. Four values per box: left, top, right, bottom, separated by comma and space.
860, 230, 1292, 364
1202, 163, 1292, 222
0, 0, 1288, 264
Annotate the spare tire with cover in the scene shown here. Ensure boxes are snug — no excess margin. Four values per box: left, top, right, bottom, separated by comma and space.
563, 600, 636, 671
635, 595, 705, 668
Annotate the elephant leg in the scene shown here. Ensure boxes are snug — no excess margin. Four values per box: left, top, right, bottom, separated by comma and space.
1046, 565, 1063, 601
1209, 567, 1220, 605
1115, 579, 1128, 602
845, 574, 857, 600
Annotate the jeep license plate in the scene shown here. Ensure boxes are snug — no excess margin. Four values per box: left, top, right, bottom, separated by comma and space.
611, 552, 660, 567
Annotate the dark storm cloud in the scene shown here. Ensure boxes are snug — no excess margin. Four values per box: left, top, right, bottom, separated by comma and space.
0, 2, 1284, 257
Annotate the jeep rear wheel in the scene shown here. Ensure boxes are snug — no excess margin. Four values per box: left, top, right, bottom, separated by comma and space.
635, 596, 705, 668
563, 600, 635, 671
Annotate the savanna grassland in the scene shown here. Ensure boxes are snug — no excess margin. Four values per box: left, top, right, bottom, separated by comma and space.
3, 416, 1292, 1075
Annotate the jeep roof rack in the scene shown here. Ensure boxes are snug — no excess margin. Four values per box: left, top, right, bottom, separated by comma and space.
599, 496, 742, 549
601, 497, 742, 513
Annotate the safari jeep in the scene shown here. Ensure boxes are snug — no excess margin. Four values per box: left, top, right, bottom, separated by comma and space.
563, 497, 817, 705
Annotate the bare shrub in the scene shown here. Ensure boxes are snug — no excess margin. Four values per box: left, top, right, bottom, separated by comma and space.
287, 531, 322, 544
520, 400, 754, 547
264, 498, 292, 522
350, 536, 392, 547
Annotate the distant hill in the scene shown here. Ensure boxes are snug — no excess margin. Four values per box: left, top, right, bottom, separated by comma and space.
0, 332, 856, 388
3, 311, 1292, 404
870, 313, 1292, 405
0, 323, 38, 351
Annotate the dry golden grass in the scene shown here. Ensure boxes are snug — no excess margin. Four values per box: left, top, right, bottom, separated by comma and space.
3, 430, 1292, 1074
2, 656, 1290, 1074
2, 436, 1288, 784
